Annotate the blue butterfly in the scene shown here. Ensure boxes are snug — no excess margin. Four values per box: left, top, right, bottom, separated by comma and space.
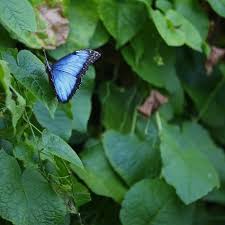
44, 49, 101, 103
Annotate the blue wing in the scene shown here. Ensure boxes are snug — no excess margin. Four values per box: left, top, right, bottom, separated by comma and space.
49, 49, 101, 103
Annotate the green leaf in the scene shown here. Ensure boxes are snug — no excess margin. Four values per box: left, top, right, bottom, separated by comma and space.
0, 150, 66, 225
89, 21, 110, 49
120, 179, 194, 225
156, 0, 172, 12
71, 140, 127, 202
13, 142, 38, 168
0, 0, 39, 48
179, 122, 225, 182
160, 122, 220, 204
71, 177, 91, 208
67, 0, 98, 48
99, 0, 147, 47
33, 102, 72, 140
151, 9, 202, 51
42, 130, 84, 169
99, 82, 143, 133
174, 0, 209, 39
71, 66, 95, 133
0, 60, 25, 128
122, 23, 184, 113
206, 0, 225, 17
3, 50, 57, 115
0, 0, 36, 33
102, 130, 161, 186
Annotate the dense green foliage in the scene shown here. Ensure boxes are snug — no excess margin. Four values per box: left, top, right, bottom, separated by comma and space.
0, 0, 225, 224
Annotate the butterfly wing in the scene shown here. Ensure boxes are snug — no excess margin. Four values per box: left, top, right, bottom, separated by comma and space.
49, 49, 101, 103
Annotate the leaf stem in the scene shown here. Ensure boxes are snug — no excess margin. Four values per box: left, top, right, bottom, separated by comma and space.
22, 116, 42, 134
24, 108, 36, 140
144, 117, 150, 135
121, 87, 137, 132
130, 108, 138, 135
156, 112, 162, 132
112, 61, 120, 82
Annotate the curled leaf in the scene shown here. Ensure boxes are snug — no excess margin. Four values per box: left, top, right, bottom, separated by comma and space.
205, 46, 225, 74
138, 90, 168, 117
38, 5, 69, 49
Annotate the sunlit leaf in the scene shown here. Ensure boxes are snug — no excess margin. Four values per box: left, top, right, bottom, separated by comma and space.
151, 9, 202, 51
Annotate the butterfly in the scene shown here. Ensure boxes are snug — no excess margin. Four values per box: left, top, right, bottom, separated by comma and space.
44, 49, 101, 103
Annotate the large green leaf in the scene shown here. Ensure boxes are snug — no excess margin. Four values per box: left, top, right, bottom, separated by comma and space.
89, 21, 110, 49
0, 60, 25, 128
122, 23, 184, 113
2, 50, 57, 115
102, 130, 161, 186
71, 140, 127, 202
33, 102, 73, 140
0, 0, 39, 48
180, 122, 225, 182
67, 0, 98, 48
42, 130, 84, 169
120, 179, 194, 225
206, 0, 225, 17
151, 9, 202, 51
160, 122, 220, 204
71, 176, 91, 208
0, 150, 66, 225
0, 0, 36, 34
99, 0, 147, 47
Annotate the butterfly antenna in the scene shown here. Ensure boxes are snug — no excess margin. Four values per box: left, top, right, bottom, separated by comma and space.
42, 48, 51, 71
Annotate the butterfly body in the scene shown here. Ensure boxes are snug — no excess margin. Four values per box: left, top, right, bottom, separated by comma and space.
45, 49, 101, 103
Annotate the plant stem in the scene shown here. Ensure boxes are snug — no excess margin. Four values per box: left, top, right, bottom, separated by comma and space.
156, 112, 162, 132
130, 108, 138, 135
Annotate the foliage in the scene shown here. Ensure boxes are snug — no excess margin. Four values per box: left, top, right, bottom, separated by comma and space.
0, 0, 225, 224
